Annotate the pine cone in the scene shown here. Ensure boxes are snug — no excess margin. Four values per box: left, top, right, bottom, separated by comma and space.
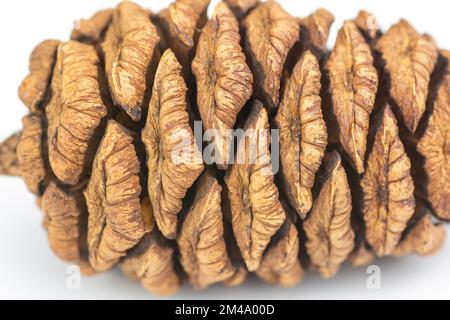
0, 0, 448, 296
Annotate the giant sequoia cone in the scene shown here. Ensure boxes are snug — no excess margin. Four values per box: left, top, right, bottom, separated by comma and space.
0, 0, 449, 295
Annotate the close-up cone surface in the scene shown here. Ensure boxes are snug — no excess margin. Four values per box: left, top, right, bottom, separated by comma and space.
0, 0, 449, 296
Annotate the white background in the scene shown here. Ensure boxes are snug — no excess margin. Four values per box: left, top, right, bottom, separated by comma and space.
0, 0, 449, 300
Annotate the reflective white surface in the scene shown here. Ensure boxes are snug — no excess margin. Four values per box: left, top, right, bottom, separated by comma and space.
0, 0, 449, 300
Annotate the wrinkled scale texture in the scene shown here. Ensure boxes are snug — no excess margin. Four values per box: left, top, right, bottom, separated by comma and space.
2, 0, 450, 296
71, 9, 113, 43
41, 182, 88, 264
300, 9, 335, 57
158, 0, 210, 66
142, 49, 204, 240
192, 2, 253, 169
178, 169, 236, 289
255, 219, 303, 287
102, 1, 160, 121
121, 232, 180, 296
244, 0, 299, 110
377, 20, 438, 133
361, 105, 415, 257
417, 53, 450, 220
84, 120, 145, 272
225, 101, 286, 271
0, 132, 21, 176
354, 10, 379, 40
303, 151, 355, 278
17, 114, 47, 195
275, 51, 327, 218
19, 40, 60, 112
327, 21, 378, 174
46, 41, 108, 186
393, 211, 446, 257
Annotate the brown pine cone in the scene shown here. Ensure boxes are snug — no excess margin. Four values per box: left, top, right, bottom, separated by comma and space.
0, 0, 448, 296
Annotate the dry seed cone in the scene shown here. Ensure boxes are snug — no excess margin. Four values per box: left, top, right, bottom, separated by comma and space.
0, 0, 448, 295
